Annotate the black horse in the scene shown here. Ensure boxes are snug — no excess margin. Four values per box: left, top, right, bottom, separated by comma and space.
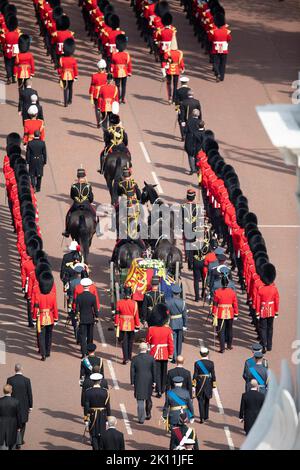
141, 182, 183, 274
111, 239, 145, 270
103, 149, 131, 204
67, 209, 96, 264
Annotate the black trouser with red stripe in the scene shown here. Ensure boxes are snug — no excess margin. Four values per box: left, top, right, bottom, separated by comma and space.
114, 77, 127, 102
62, 80, 74, 106
166, 74, 179, 102
119, 330, 135, 362
212, 54, 227, 81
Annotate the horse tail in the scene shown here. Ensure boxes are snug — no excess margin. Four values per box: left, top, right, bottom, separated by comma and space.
78, 214, 90, 263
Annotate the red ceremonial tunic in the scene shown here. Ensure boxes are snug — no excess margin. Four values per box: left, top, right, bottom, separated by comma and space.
212, 287, 238, 319
14, 52, 35, 79
209, 25, 232, 54
146, 325, 174, 360
2, 30, 20, 58
97, 83, 119, 112
23, 119, 45, 144
115, 299, 140, 332
58, 56, 78, 80
32, 288, 58, 326
111, 51, 132, 78
256, 284, 279, 318
89, 71, 107, 99
162, 49, 184, 76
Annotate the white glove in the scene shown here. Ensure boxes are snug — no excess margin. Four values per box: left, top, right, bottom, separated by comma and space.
190, 418, 194, 424
183, 326, 187, 331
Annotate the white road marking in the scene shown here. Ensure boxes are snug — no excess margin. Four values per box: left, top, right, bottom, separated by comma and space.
97, 321, 107, 348
151, 171, 164, 194
139, 141, 151, 163
213, 388, 235, 450
259, 225, 300, 228
120, 403, 133, 435
107, 359, 120, 390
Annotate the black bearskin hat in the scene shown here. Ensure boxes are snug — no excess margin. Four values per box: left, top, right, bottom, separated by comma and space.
23, 210, 36, 222
228, 187, 242, 203
247, 228, 262, 240
260, 263, 276, 285
206, 148, 220, 160
26, 237, 41, 258
149, 303, 169, 327
243, 212, 258, 226
251, 241, 267, 255
249, 235, 266, 251
6, 15, 18, 31
254, 250, 269, 262
155, 1, 169, 17
18, 34, 30, 53
110, 14, 120, 29
33, 250, 47, 265
49, 0, 60, 7
203, 138, 219, 154
63, 37, 75, 56
237, 207, 248, 227
245, 222, 257, 237
35, 261, 51, 279
7, 143, 21, 157
4, 3, 16, 17
39, 271, 54, 295
116, 34, 127, 52
6, 132, 21, 147
214, 160, 226, 177
23, 219, 37, 234
214, 13, 226, 28
161, 12, 172, 26
255, 256, 269, 273
236, 195, 248, 207
221, 164, 235, 178
56, 14, 70, 31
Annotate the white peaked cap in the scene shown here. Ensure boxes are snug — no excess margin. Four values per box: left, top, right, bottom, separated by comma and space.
200, 346, 209, 355
90, 373, 103, 381
180, 76, 189, 83
30, 94, 38, 103
28, 105, 38, 116
81, 278, 93, 287
112, 101, 119, 115
97, 59, 107, 69
69, 241, 78, 251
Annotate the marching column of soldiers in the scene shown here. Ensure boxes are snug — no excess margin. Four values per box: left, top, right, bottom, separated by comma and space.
0, 0, 282, 453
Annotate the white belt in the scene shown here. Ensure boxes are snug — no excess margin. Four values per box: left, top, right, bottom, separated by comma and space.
214, 41, 228, 53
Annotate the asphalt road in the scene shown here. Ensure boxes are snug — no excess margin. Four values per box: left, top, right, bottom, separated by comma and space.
0, 0, 299, 450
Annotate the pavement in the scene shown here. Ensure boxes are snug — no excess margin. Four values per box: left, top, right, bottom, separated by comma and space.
0, 0, 299, 451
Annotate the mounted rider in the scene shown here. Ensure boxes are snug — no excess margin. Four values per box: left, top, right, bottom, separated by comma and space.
99, 114, 129, 174
118, 167, 141, 206
62, 168, 96, 237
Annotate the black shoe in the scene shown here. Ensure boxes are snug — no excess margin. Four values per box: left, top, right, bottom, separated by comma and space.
41, 356, 46, 361
62, 231, 69, 237
46, 353, 50, 357
138, 420, 144, 424
188, 171, 194, 175
122, 360, 128, 365
16, 445, 21, 449
28, 323, 34, 328
200, 419, 204, 424
262, 347, 267, 354
267, 347, 272, 352
227, 345, 233, 350
12, 77, 16, 83
219, 349, 225, 354
156, 393, 162, 398
195, 297, 200, 302
145, 414, 151, 420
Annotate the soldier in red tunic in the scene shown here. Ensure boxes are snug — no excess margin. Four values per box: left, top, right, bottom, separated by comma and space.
32, 271, 58, 361
105, 14, 125, 66
1, 15, 20, 84
51, 14, 74, 68
115, 286, 140, 364
23, 106, 45, 146
162, 46, 184, 104
146, 304, 174, 397
111, 34, 132, 104
212, 275, 239, 353
14, 34, 35, 93
154, 13, 177, 60
89, 59, 107, 127
57, 38, 78, 107
255, 263, 279, 353
97, 73, 119, 129
208, 13, 231, 82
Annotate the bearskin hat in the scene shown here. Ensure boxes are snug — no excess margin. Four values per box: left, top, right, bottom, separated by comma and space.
6, 15, 18, 31
224, 175, 240, 190
24, 229, 38, 245
203, 138, 219, 154
19, 193, 32, 205
53, 6, 63, 20
206, 148, 220, 161
110, 114, 120, 125
214, 160, 226, 177
63, 37, 75, 56
18, 175, 30, 188
209, 154, 221, 170
33, 250, 47, 265
251, 241, 267, 255
245, 222, 257, 237
235, 201, 249, 215
228, 187, 242, 203
110, 14, 120, 29
255, 255, 269, 273
4, 3, 16, 17
249, 235, 266, 251
26, 237, 41, 258
116, 34, 127, 52
214, 13, 226, 28
221, 164, 235, 178
35, 261, 51, 279
56, 14, 70, 31
23, 210, 36, 222
49, 0, 60, 7
23, 219, 37, 234
149, 303, 169, 327
260, 263, 276, 285
243, 212, 258, 226
18, 34, 31, 53
104, 3, 114, 16
161, 12, 172, 26
202, 130, 215, 141
23, 216, 36, 229
237, 207, 248, 227
0, 1, 8, 14
247, 228, 262, 240
39, 271, 54, 295
235, 195, 248, 207
254, 250, 269, 262
6, 132, 21, 147
7, 143, 21, 158
99, 0, 109, 11
155, 1, 169, 17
